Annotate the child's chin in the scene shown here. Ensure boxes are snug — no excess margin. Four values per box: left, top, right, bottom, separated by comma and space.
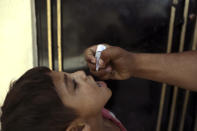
105, 89, 112, 103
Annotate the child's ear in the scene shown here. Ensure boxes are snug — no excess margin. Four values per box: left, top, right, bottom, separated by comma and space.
66, 123, 89, 131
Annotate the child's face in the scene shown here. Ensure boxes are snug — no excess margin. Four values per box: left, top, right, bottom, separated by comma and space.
50, 70, 112, 118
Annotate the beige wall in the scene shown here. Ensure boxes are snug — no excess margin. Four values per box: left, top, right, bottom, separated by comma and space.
0, 0, 36, 106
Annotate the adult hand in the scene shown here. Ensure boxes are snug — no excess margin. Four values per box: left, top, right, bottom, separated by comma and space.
84, 44, 134, 80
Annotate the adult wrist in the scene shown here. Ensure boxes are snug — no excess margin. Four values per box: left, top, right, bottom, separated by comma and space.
127, 52, 138, 78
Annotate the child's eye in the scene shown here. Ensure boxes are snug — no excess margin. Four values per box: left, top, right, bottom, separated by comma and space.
72, 79, 78, 89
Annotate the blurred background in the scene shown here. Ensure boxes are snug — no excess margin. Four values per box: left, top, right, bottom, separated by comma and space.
0, 0, 197, 131
0, 0, 36, 106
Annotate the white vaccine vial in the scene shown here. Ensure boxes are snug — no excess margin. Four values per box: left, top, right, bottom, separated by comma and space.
95, 44, 106, 71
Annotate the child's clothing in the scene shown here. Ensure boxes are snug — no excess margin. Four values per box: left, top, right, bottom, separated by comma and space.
102, 108, 127, 131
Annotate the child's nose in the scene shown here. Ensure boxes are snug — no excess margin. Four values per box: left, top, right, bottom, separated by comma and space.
72, 70, 87, 80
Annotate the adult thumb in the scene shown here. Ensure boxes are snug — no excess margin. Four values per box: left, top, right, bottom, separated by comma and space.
100, 48, 112, 65
102, 46, 122, 60
100, 46, 121, 65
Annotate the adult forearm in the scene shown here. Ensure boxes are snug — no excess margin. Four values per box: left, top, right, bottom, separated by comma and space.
131, 51, 197, 91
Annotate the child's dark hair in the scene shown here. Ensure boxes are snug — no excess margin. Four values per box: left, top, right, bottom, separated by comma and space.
1, 67, 78, 131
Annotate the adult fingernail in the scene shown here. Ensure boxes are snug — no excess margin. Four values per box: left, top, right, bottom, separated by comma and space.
106, 66, 112, 72
99, 59, 104, 66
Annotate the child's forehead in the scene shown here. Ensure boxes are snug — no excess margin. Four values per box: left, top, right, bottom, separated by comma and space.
49, 71, 69, 100
49, 71, 64, 87
50, 71, 64, 79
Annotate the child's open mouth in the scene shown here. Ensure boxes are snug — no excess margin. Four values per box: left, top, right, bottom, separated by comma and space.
96, 81, 107, 88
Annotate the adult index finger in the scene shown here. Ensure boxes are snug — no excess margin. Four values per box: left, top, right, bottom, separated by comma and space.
84, 45, 97, 64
